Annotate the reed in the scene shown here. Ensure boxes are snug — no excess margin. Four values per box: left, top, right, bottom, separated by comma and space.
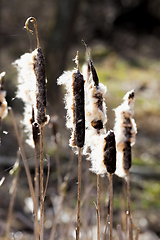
57, 51, 85, 239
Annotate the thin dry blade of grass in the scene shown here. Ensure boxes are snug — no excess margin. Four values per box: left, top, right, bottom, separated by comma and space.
117, 225, 124, 240
5, 150, 20, 239
9, 107, 40, 236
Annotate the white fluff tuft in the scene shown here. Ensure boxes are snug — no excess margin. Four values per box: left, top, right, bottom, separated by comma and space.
83, 61, 108, 175
13, 49, 38, 147
0, 72, 8, 120
57, 69, 76, 146
85, 80, 107, 130
86, 131, 107, 175
0, 91, 8, 120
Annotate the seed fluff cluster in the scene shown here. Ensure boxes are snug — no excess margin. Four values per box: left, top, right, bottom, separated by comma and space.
57, 53, 85, 149
83, 56, 116, 176
13, 48, 49, 147
0, 72, 8, 121
114, 89, 137, 178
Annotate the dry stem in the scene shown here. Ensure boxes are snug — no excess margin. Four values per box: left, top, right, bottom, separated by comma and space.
126, 171, 133, 240
76, 147, 82, 240
34, 143, 39, 240
117, 225, 124, 240
97, 174, 101, 240
55, 142, 62, 195
109, 173, 113, 240
40, 124, 44, 240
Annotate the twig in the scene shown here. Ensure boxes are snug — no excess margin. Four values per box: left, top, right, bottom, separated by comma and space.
76, 147, 82, 240
109, 173, 113, 240
117, 225, 124, 240
9, 107, 40, 235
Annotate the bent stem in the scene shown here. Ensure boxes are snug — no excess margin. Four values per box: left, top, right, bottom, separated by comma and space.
9, 107, 40, 235
97, 174, 101, 240
40, 124, 44, 240
109, 173, 113, 240
76, 147, 82, 240
126, 171, 133, 240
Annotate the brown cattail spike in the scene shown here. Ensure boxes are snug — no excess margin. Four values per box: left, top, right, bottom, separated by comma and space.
34, 48, 48, 125
72, 70, 85, 148
103, 130, 116, 174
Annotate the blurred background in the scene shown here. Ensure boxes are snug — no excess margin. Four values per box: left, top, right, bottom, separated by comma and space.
0, 0, 160, 239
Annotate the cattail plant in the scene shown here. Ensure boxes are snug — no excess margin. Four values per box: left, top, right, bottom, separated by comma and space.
57, 52, 85, 240
0, 72, 8, 123
114, 89, 137, 240
82, 41, 116, 240
13, 17, 49, 240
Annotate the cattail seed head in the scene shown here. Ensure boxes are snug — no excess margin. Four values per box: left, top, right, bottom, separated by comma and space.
33, 48, 48, 125
114, 89, 137, 177
57, 53, 85, 150
72, 70, 85, 148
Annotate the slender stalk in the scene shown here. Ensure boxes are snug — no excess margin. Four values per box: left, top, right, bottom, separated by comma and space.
97, 174, 101, 240
49, 151, 74, 240
62, 183, 93, 240
109, 173, 113, 240
135, 228, 140, 240
9, 107, 40, 235
5, 151, 20, 238
126, 171, 133, 240
40, 124, 44, 240
34, 143, 39, 240
49, 195, 64, 240
117, 225, 124, 240
83, 161, 90, 236
103, 214, 109, 240
55, 142, 62, 196
76, 148, 82, 240
43, 154, 50, 201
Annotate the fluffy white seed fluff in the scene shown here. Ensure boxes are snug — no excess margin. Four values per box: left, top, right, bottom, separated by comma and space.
57, 69, 76, 148
82, 62, 108, 175
85, 81, 107, 130
87, 132, 107, 175
13, 49, 38, 147
114, 89, 137, 177
0, 72, 8, 120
